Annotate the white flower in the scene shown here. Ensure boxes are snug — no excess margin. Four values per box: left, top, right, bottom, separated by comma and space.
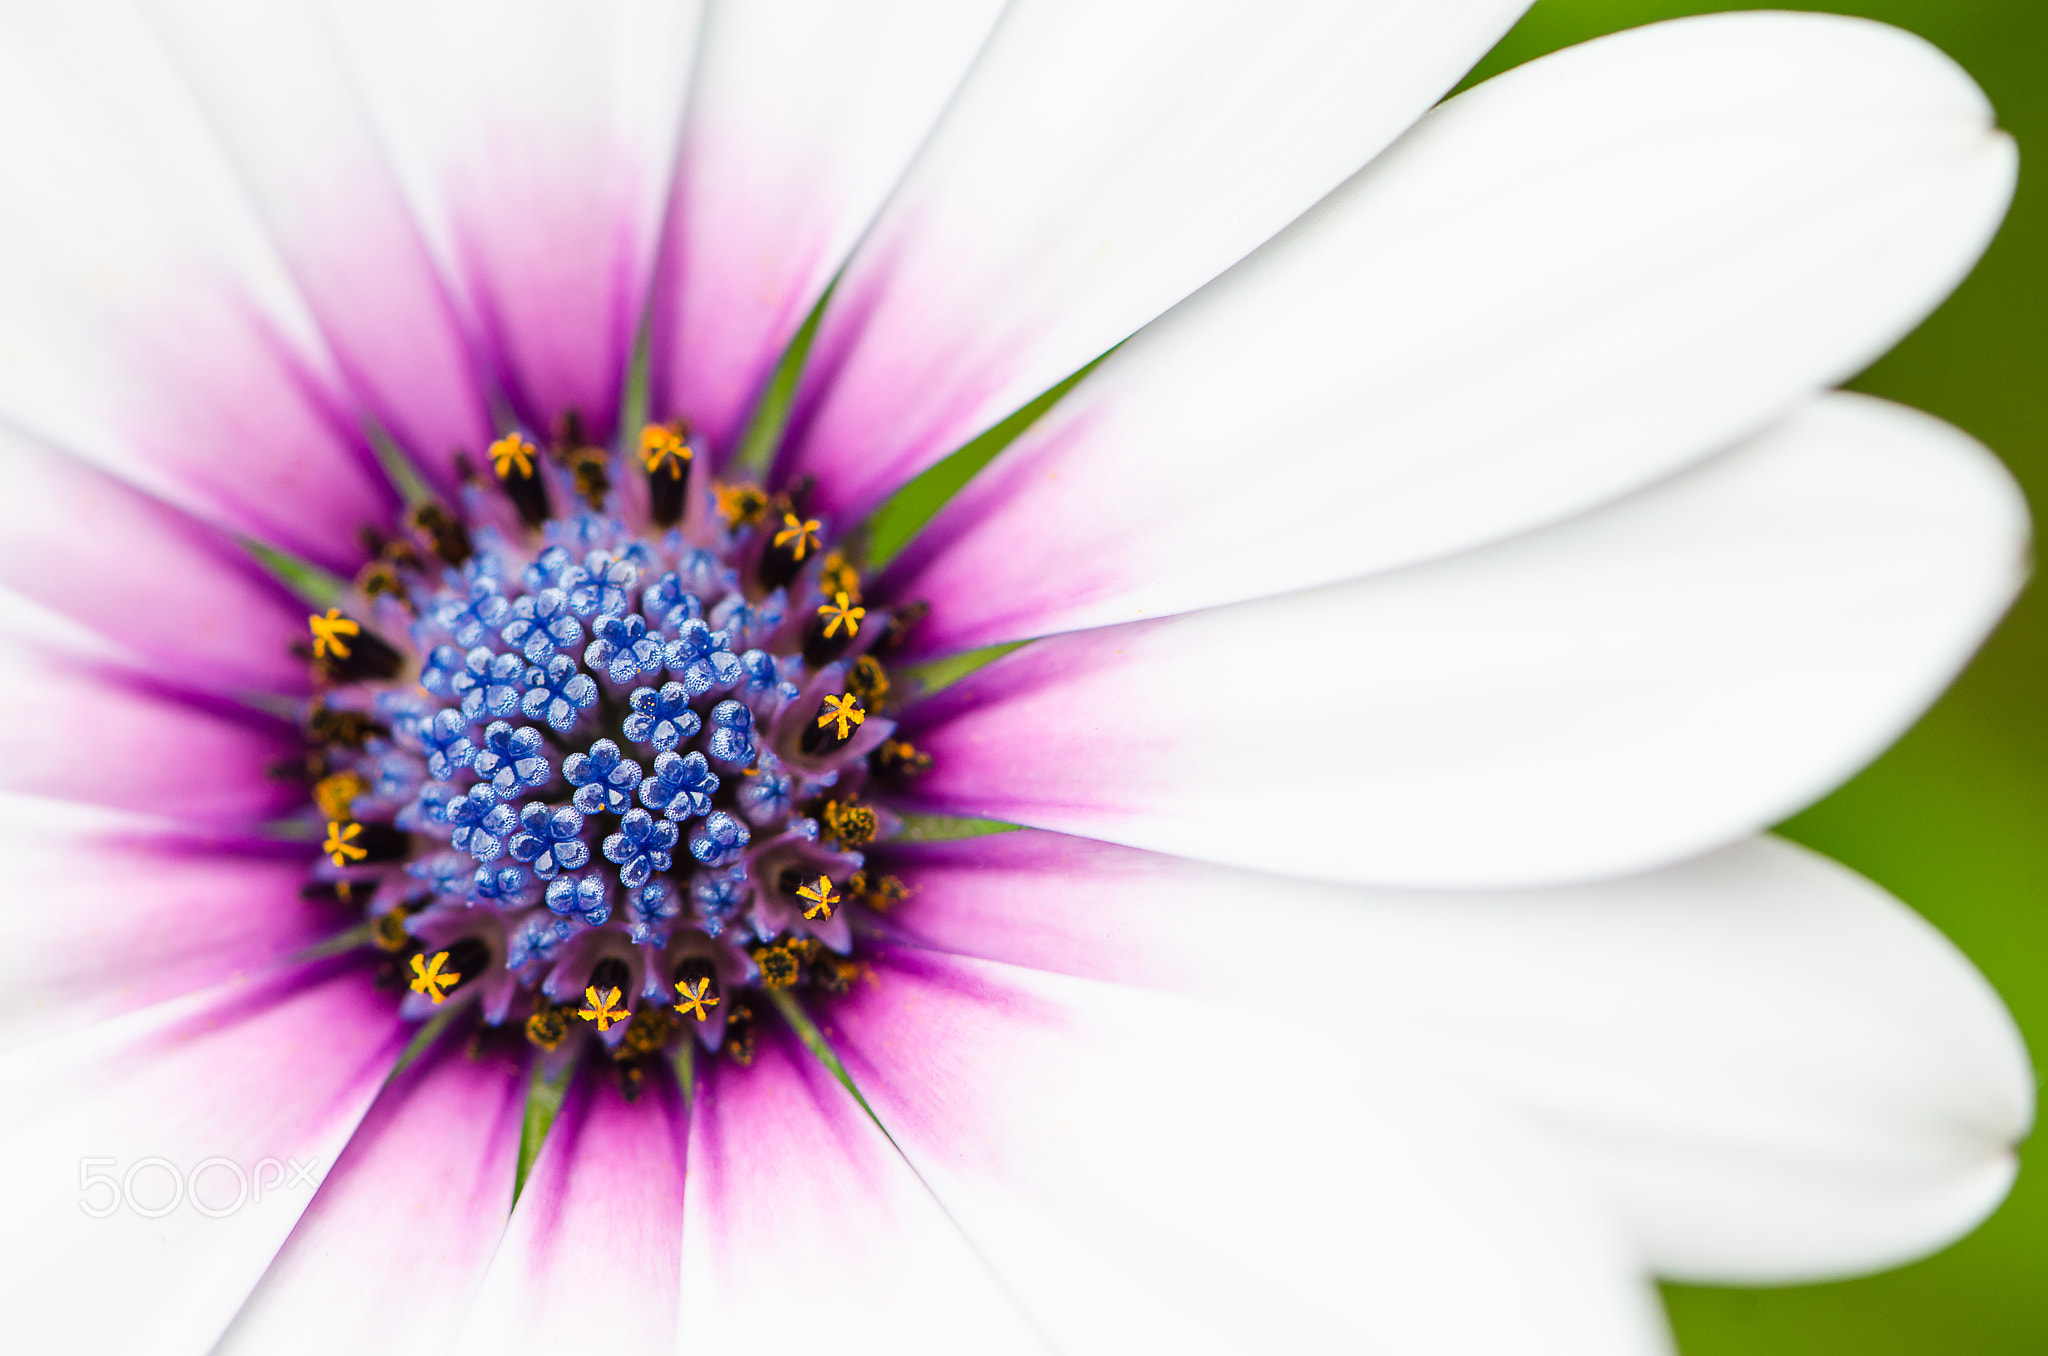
0, 4, 2029, 1354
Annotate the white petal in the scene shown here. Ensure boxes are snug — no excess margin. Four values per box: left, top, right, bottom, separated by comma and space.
0, 426, 313, 695
651, 0, 1007, 458
0, 962, 407, 1356
901, 394, 2027, 886
319, 0, 703, 439
875, 830, 2033, 1282
137, 0, 503, 497
0, 2, 403, 567
0, 796, 332, 1053
828, 949, 1668, 1354
678, 1022, 1051, 1355
218, 1035, 527, 1356
450, 1063, 690, 1354
774, 0, 1534, 519
0, 641, 299, 829
884, 11, 2017, 658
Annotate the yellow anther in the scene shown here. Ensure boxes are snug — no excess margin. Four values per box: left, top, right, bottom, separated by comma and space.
847, 654, 890, 706
323, 819, 367, 866
372, 909, 409, 951
816, 591, 866, 639
619, 1005, 676, 1059
820, 551, 860, 602
579, 985, 629, 1031
564, 445, 611, 509
875, 738, 932, 780
639, 424, 691, 478
714, 482, 769, 529
797, 875, 840, 920
821, 800, 877, 849
816, 693, 865, 741
772, 513, 822, 562
408, 950, 461, 1005
673, 976, 721, 1022
313, 771, 366, 823
307, 609, 360, 660
862, 873, 913, 912
753, 945, 800, 989
525, 1003, 569, 1051
489, 433, 537, 480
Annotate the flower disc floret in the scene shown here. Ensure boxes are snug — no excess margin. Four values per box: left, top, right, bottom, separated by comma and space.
623, 681, 702, 751
664, 618, 742, 696
282, 437, 910, 1081
564, 738, 643, 815
455, 647, 526, 722
689, 810, 750, 867
522, 654, 599, 732
546, 872, 611, 926
447, 783, 517, 864
605, 808, 680, 888
510, 802, 590, 880
642, 749, 718, 821
588, 613, 664, 684
419, 708, 477, 781
502, 587, 583, 662
471, 721, 551, 794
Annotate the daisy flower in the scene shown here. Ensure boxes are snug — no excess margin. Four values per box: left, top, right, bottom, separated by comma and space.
0, 3, 2031, 1354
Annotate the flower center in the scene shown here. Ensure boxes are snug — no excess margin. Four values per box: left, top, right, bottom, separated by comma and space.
296, 417, 927, 1077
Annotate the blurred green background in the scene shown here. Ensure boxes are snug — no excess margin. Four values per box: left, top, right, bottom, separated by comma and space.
1469, 2, 2048, 1351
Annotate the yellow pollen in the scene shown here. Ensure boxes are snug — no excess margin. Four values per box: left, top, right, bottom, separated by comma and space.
619, 1005, 676, 1059
863, 873, 913, 911
323, 820, 367, 866
525, 1004, 569, 1051
312, 771, 366, 822
773, 513, 822, 561
820, 551, 860, 601
822, 799, 877, 849
639, 424, 691, 478
817, 693, 865, 741
673, 976, 720, 1021
876, 737, 931, 778
753, 945, 800, 989
714, 483, 769, 528
489, 433, 537, 479
797, 875, 840, 920
408, 950, 461, 1004
579, 985, 629, 1031
372, 909, 410, 951
816, 591, 866, 639
847, 654, 890, 706
307, 609, 360, 660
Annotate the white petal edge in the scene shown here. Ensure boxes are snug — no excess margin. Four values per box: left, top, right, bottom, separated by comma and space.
876, 829, 2034, 1282
449, 1063, 690, 1354
0, 793, 329, 1053
0, 424, 313, 695
217, 1034, 527, 1356
320, 0, 703, 439
650, 0, 1007, 459
678, 1023, 1053, 1355
901, 394, 2029, 887
136, 0, 502, 497
828, 950, 1670, 1354
0, 962, 407, 1356
773, 0, 1535, 520
0, 1, 404, 566
884, 11, 2017, 659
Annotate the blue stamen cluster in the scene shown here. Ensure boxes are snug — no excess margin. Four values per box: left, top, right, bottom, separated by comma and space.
304, 460, 906, 1068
